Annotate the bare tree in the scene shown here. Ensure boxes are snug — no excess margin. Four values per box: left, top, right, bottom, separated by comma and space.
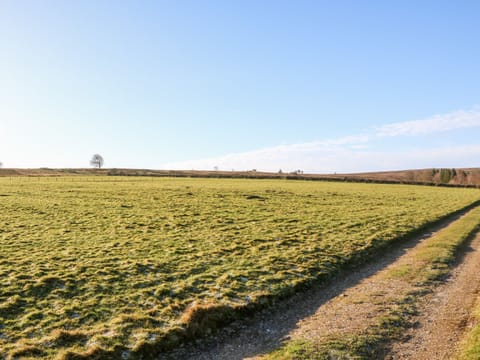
90, 154, 104, 169
0, 161, 3, 168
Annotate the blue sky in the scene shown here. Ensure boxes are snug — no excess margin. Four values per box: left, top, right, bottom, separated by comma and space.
1, 0, 479, 172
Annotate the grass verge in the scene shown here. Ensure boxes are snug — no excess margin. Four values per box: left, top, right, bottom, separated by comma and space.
456, 291, 480, 358
265, 206, 480, 360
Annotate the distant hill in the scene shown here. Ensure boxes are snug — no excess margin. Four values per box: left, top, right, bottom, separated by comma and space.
0, 167, 479, 187
324, 168, 480, 186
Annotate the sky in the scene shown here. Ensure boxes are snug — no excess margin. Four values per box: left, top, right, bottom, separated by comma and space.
1, 0, 479, 173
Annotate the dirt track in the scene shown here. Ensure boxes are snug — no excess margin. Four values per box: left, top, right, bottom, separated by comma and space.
164, 209, 480, 359
386, 231, 480, 359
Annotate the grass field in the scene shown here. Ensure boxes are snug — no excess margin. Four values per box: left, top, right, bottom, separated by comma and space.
1, 177, 479, 359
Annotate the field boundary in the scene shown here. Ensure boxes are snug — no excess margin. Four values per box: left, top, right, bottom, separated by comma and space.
1, 168, 479, 188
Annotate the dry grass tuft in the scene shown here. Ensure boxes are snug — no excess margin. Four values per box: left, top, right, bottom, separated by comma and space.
50, 329, 89, 347
180, 301, 235, 337
9, 344, 46, 358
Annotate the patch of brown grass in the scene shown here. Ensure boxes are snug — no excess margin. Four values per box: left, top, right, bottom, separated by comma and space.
9, 344, 46, 358
180, 301, 236, 337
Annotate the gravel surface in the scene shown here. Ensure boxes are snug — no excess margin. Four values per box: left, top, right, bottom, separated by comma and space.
386, 231, 480, 359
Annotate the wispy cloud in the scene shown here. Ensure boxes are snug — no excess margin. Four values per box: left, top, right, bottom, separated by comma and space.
163, 107, 480, 173
375, 107, 480, 137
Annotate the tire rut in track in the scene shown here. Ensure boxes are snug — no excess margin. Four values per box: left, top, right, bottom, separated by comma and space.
386, 231, 480, 359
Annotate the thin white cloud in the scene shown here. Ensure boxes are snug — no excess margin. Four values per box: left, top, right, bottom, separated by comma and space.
375, 107, 480, 137
163, 107, 480, 173
163, 143, 480, 173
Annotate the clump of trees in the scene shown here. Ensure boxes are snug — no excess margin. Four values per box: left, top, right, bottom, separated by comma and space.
432, 168, 457, 184
90, 154, 104, 169
440, 168, 454, 183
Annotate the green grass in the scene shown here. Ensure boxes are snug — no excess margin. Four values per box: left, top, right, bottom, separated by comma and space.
0, 177, 479, 359
456, 318, 480, 360
456, 282, 480, 359
266, 203, 480, 360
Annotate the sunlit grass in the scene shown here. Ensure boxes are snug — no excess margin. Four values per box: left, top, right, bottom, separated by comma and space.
0, 176, 479, 358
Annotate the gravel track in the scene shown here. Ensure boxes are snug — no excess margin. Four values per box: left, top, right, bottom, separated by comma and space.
386, 231, 480, 359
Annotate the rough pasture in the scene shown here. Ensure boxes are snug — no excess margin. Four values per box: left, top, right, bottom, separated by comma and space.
0, 177, 479, 358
